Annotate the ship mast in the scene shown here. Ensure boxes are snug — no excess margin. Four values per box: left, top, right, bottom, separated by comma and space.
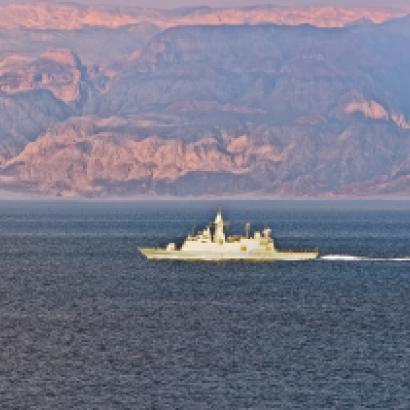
214, 210, 225, 243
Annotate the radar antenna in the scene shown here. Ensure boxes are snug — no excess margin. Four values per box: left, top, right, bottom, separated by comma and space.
245, 222, 251, 239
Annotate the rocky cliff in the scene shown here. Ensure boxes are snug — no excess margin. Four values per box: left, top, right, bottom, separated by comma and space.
0, 49, 86, 103
1, 112, 409, 197
1, 4, 410, 197
0, 3, 405, 30
0, 47, 94, 164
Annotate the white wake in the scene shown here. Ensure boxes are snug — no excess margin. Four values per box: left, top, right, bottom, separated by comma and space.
320, 255, 410, 262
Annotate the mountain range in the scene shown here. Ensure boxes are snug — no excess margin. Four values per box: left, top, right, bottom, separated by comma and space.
0, 2, 410, 198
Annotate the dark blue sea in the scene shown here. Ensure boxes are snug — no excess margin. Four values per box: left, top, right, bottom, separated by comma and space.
0, 200, 409, 408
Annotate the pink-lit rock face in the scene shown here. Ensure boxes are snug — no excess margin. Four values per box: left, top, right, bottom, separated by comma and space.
170, 6, 406, 28
0, 3, 137, 30
2, 113, 409, 198
391, 113, 410, 129
0, 49, 83, 103
345, 100, 389, 121
345, 100, 410, 129
0, 3, 405, 30
0, 117, 286, 196
0, 10, 410, 197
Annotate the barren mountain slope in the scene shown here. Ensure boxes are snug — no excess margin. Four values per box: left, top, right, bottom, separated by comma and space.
0, 24, 160, 65
1, 14, 410, 197
0, 3, 405, 30
0, 48, 98, 163
1, 112, 409, 197
104, 21, 410, 121
0, 49, 87, 103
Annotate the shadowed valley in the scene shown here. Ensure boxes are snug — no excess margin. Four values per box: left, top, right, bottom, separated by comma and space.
0, 3, 410, 197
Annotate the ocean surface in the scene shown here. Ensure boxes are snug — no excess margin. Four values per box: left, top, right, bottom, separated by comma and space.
0, 200, 409, 408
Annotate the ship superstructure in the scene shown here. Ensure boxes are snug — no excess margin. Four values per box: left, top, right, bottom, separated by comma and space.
139, 210, 318, 261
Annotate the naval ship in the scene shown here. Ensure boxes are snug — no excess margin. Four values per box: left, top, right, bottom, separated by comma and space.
139, 210, 319, 261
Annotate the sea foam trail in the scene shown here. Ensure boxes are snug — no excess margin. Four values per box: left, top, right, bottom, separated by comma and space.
320, 255, 410, 262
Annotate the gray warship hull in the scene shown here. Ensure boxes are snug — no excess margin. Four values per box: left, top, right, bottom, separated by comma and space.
139, 247, 318, 261
139, 210, 319, 262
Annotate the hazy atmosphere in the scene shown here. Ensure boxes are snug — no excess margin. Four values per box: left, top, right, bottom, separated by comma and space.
0, 0, 408, 7
0, 0, 409, 198
1, 2, 410, 409
66, 0, 410, 8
